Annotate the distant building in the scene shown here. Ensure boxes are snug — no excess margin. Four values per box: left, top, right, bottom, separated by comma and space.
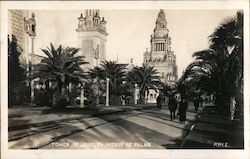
8, 11, 40, 65
143, 10, 178, 103
8, 10, 29, 65
76, 10, 108, 70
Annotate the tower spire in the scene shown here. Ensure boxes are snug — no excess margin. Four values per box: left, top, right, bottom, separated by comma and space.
143, 9, 177, 86
153, 9, 168, 38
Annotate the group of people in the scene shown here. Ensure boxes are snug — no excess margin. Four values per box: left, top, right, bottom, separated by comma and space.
156, 94, 188, 124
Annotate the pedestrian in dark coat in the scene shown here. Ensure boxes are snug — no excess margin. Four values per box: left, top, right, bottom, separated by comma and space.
156, 94, 162, 111
194, 97, 199, 112
179, 97, 188, 124
168, 95, 178, 120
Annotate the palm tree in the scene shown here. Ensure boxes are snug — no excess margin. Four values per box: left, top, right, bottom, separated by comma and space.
178, 11, 243, 116
128, 64, 161, 104
177, 49, 221, 100
87, 66, 106, 105
100, 60, 127, 105
88, 66, 105, 79
209, 11, 243, 115
31, 43, 88, 107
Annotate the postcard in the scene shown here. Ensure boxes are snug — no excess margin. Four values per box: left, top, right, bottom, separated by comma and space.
1, 0, 249, 159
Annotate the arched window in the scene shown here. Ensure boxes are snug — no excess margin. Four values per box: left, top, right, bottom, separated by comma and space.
32, 24, 35, 32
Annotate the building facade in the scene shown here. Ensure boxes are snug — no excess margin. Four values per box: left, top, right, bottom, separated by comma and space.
76, 10, 108, 70
8, 10, 29, 65
143, 10, 178, 103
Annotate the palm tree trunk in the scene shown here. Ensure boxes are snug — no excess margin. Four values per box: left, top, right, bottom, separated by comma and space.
95, 90, 100, 105
52, 90, 58, 107
139, 88, 146, 104
96, 95, 100, 105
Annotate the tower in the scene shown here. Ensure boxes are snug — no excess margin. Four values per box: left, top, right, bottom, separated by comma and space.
8, 10, 29, 65
143, 10, 178, 103
144, 9, 177, 85
24, 12, 37, 104
76, 10, 108, 70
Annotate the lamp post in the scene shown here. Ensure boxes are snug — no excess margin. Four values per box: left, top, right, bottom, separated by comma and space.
24, 13, 36, 105
80, 82, 85, 108
106, 78, 109, 106
134, 84, 138, 104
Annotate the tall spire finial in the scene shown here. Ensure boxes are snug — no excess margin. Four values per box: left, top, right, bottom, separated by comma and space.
153, 9, 168, 37
78, 13, 84, 20
158, 9, 165, 18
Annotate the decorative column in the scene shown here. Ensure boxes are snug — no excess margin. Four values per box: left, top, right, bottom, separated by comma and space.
134, 84, 138, 104
30, 37, 35, 104
106, 78, 109, 106
80, 83, 85, 108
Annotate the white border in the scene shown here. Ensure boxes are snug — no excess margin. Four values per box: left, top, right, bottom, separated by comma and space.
1, 1, 249, 159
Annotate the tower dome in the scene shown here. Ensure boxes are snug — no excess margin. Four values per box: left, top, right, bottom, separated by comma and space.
93, 12, 100, 26
77, 13, 85, 29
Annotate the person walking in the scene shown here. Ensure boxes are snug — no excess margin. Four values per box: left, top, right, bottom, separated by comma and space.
179, 97, 188, 124
193, 96, 199, 112
156, 94, 162, 111
198, 96, 203, 107
168, 95, 178, 120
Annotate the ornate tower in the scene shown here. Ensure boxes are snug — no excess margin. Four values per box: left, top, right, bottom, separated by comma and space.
76, 10, 108, 70
144, 9, 177, 85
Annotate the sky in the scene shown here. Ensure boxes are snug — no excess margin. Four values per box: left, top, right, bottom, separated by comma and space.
31, 9, 237, 77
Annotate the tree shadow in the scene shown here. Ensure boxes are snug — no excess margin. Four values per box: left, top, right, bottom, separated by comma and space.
134, 115, 189, 131
180, 106, 244, 149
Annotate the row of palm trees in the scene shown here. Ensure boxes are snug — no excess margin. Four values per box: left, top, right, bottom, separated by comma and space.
177, 11, 243, 117
31, 11, 243, 112
31, 43, 162, 107
31, 44, 87, 107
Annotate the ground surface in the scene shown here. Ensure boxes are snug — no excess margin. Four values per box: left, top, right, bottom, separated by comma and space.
8, 104, 202, 149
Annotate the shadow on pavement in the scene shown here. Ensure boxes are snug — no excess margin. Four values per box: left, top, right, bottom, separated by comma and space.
182, 106, 244, 149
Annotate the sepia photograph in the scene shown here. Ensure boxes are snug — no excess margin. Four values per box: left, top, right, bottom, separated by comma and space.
1, 0, 249, 159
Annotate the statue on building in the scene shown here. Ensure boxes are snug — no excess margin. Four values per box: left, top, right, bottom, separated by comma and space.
94, 45, 100, 59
